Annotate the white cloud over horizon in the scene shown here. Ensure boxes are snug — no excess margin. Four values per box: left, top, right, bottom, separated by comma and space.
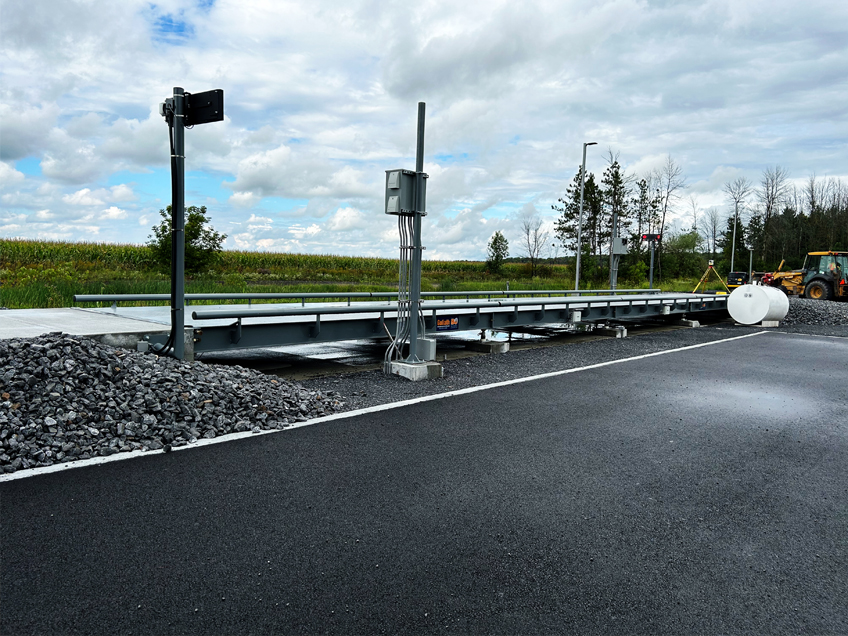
1, 0, 846, 258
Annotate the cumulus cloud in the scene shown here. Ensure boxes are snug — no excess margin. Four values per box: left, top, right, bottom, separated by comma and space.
100, 206, 128, 220
0, 162, 26, 186
0, 0, 845, 256
63, 188, 104, 206
0, 103, 59, 161
326, 207, 368, 232
229, 191, 260, 208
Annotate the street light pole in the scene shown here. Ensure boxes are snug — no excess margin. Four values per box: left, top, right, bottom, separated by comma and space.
748, 247, 754, 281
730, 201, 740, 272
574, 141, 597, 290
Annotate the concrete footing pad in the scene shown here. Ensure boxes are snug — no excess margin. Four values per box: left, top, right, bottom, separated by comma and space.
677, 319, 701, 328
760, 320, 780, 327
465, 340, 510, 354
388, 361, 444, 381
595, 326, 627, 338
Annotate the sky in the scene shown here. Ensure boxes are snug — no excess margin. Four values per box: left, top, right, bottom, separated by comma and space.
1, 0, 846, 261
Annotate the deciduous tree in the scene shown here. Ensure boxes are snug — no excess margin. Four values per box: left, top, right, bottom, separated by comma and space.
147, 205, 227, 274
486, 230, 509, 274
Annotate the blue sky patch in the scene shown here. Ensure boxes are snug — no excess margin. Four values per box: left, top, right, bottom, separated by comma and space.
257, 197, 310, 213
147, 5, 195, 44
434, 152, 474, 164
15, 157, 42, 176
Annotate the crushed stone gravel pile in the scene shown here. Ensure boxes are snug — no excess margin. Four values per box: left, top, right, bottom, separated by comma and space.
0, 332, 346, 474
782, 298, 848, 326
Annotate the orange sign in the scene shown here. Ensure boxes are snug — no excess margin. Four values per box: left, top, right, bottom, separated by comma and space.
436, 316, 459, 331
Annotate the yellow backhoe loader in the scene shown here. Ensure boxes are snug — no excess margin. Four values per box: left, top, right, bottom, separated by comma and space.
761, 251, 848, 300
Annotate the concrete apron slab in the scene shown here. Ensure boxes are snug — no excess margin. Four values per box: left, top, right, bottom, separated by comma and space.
0, 308, 169, 342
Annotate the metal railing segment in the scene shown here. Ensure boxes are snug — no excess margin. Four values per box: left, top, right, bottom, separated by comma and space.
188, 292, 716, 322
74, 288, 661, 308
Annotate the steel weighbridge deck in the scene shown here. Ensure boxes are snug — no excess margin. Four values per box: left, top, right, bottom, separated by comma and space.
180, 292, 726, 353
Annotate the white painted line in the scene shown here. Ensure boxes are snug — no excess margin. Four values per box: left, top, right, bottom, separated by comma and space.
0, 331, 768, 483
767, 331, 848, 340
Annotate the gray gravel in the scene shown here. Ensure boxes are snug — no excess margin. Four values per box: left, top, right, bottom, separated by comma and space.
781, 297, 848, 326
0, 332, 346, 474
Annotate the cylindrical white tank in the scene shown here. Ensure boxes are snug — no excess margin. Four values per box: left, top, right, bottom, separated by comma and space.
727, 284, 789, 325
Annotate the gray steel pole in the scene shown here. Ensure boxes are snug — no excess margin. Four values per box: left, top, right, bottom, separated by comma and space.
172, 87, 186, 360
407, 102, 425, 362
609, 210, 618, 290
730, 203, 738, 272
574, 141, 596, 290
649, 240, 655, 289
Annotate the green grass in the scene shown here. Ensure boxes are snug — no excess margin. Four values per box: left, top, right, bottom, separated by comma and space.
1, 238, 714, 309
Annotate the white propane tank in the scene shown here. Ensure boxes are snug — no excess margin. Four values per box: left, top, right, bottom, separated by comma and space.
727, 284, 789, 325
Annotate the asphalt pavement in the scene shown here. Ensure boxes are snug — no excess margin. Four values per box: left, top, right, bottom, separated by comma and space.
1, 331, 846, 635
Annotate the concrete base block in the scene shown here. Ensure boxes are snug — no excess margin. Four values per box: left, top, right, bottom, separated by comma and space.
595, 326, 627, 338
465, 340, 510, 354
760, 320, 780, 328
97, 328, 194, 361
183, 328, 195, 361
677, 319, 700, 328
94, 331, 169, 351
389, 361, 444, 381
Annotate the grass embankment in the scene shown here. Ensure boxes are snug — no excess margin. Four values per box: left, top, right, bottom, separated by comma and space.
0, 238, 719, 309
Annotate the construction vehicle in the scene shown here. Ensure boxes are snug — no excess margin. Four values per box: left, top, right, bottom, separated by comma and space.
761, 251, 848, 300
726, 271, 749, 291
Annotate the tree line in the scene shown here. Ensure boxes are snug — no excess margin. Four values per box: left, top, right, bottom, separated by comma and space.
488, 155, 848, 284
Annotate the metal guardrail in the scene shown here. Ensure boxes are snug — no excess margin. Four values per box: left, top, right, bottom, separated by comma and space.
74, 288, 661, 307
189, 293, 692, 321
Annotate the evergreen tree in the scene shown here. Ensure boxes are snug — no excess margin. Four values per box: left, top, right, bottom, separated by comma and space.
629, 178, 662, 254
552, 167, 602, 256
601, 159, 632, 248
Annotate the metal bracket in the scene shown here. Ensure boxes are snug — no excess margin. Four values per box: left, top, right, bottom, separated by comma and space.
310, 314, 321, 338
230, 318, 242, 344
426, 309, 437, 329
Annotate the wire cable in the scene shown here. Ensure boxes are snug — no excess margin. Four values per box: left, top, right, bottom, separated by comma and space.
152, 106, 177, 356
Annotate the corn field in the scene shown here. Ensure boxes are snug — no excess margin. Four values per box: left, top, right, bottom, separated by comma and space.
1, 238, 575, 309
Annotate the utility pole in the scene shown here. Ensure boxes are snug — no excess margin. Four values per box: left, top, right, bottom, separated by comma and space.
172, 87, 186, 361
407, 102, 426, 362
641, 233, 661, 289
157, 86, 223, 360
730, 205, 739, 272
574, 141, 597, 290
383, 103, 432, 377
609, 211, 618, 290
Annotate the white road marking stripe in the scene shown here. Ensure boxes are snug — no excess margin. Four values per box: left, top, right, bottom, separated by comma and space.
0, 331, 769, 483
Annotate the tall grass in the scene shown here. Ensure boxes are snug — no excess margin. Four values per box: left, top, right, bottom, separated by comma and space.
3, 238, 677, 309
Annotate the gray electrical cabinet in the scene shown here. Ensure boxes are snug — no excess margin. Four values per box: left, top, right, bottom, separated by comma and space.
385, 169, 427, 215
612, 237, 629, 255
